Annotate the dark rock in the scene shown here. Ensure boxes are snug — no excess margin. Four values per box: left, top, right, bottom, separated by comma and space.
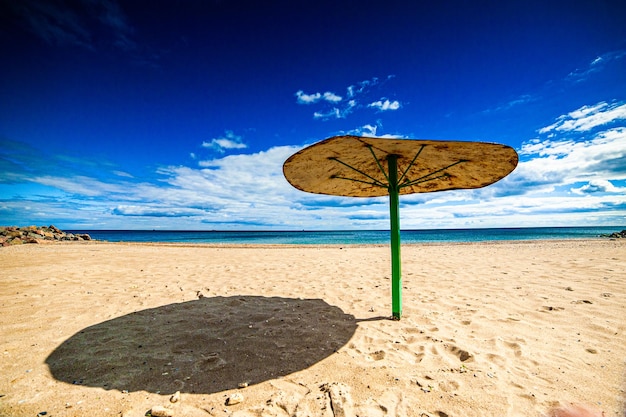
0, 225, 94, 246
600, 229, 626, 239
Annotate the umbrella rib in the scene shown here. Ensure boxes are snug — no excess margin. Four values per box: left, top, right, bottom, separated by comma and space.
400, 173, 451, 188
331, 175, 387, 188
398, 144, 426, 184
400, 159, 468, 188
329, 157, 387, 188
366, 145, 391, 184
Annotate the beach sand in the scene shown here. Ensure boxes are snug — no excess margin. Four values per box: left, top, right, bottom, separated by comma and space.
1, 240, 624, 417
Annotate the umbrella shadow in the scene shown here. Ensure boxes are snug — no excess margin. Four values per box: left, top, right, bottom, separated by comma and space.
46, 296, 357, 394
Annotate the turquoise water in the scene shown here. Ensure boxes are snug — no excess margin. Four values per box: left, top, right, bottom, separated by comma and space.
66, 227, 623, 245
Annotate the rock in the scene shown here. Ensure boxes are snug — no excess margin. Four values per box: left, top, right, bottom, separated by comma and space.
0, 225, 94, 246
226, 393, 244, 405
150, 405, 174, 417
601, 229, 626, 239
48, 225, 62, 233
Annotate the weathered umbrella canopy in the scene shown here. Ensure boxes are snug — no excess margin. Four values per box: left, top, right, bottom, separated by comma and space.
283, 135, 519, 319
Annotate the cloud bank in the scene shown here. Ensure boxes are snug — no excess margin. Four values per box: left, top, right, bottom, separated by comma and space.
1, 101, 624, 230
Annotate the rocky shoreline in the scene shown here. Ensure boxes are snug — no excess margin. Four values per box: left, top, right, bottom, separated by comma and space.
0, 225, 93, 246
600, 229, 626, 239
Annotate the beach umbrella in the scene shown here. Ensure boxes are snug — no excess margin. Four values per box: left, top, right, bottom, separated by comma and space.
283, 135, 518, 320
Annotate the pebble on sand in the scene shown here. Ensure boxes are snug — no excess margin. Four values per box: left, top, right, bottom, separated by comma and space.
150, 405, 174, 417
226, 393, 244, 405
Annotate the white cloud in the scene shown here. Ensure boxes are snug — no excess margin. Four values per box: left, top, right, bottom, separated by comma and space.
539, 102, 626, 133
346, 78, 377, 98
323, 92, 342, 102
567, 49, 626, 82
313, 100, 357, 120
32, 175, 128, 197
344, 123, 406, 139
113, 170, 134, 178
296, 76, 399, 120
202, 131, 247, 153
571, 179, 626, 195
368, 99, 401, 111
295, 90, 342, 104
112, 205, 206, 217
512, 127, 626, 191
492, 102, 626, 225
360, 124, 378, 136
295, 90, 321, 104
313, 108, 341, 119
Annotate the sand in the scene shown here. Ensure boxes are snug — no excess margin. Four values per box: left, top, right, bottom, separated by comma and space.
0, 239, 624, 417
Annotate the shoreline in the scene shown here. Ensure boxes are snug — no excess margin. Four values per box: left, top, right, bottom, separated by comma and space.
3, 225, 623, 247
3, 235, 616, 249
1, 239, 625, 416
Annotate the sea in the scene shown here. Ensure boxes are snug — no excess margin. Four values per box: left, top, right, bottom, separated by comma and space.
66, 226, 623, 245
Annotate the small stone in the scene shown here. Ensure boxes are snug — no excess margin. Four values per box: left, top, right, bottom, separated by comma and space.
150, 405, 174, 417
238, 382, 249, 388
226, 393, 244, 405
170, 391, 180, 403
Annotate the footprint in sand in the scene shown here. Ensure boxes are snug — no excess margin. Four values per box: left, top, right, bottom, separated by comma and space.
415, 345, 426, 363
369, 350, 386, 361
541, 305, 565, 312
264, 380, 312, 416
420, 411, 451, 417
444, 344, 473, 362
321, 382, 355, 417
437, 379, 461, 393
404, 326, 423, 334
504, 341, 523, 357
357, 390, 406, 417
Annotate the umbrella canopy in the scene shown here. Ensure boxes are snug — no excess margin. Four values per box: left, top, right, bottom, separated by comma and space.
283, 135, 518, 197
283, 135, 519, 319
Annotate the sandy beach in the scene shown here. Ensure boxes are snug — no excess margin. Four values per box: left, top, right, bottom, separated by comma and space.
1, 240, 624, 417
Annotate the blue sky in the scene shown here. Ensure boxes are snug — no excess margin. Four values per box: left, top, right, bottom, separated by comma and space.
1, 0, 625, 230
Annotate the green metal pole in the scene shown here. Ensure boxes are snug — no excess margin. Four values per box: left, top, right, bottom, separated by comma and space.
387, 155, 402, 320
